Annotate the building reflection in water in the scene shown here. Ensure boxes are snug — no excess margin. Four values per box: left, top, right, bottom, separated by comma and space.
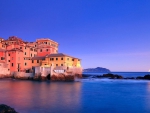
0, 80, 82, 113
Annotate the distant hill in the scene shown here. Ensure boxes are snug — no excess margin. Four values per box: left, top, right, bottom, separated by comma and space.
83, 67, 111, 72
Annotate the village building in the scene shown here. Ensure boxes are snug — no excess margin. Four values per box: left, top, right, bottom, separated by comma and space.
0, 36, 82, 80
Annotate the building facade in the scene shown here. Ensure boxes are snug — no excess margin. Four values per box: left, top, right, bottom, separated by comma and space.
0, 36, 82, 76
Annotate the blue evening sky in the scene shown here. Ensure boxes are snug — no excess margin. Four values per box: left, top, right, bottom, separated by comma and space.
0, 0, 150, 71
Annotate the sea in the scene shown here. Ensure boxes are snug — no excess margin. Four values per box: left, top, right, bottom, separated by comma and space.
1, 72, 150, 113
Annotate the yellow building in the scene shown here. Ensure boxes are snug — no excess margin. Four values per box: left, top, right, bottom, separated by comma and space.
31, 53, 81, 68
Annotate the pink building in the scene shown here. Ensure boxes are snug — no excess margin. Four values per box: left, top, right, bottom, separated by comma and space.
0, 36, 58, 72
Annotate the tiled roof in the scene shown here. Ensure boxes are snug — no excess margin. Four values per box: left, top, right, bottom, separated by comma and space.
31, 56, 45, 60
46, 53, 80, 59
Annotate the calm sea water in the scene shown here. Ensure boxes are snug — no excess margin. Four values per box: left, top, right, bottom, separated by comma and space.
83, 72, 150, 77
1, 72, 150, 113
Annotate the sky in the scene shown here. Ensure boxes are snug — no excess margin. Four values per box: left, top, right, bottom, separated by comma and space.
0, 0, 150, 71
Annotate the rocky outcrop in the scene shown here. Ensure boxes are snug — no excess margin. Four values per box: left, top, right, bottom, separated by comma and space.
0, 74, 12, 79
13, 72, 34, 80
51, 74, 74, 81
136, 74, 150, 80
103, 73, 123, 79
0, 104, 17, 113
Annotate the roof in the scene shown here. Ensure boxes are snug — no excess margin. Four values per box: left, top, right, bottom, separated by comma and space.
46, 53, 80, 59
7, 48, 23, 52
31, 56, 45, 60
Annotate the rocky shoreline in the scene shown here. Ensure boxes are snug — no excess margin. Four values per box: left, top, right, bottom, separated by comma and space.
0, 74, 82, 81
82, 73, 150, 80
1, 73, 150, 81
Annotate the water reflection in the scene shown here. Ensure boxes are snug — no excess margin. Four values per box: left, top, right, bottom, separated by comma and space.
0, 80, 82, 113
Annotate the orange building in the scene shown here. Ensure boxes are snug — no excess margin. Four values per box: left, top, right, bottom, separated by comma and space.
0, 36, 59, 72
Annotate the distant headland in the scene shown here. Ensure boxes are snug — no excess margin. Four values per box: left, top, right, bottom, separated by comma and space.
83, 67, 111, 73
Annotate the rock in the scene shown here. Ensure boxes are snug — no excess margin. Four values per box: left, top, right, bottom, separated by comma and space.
51, 74, 74, 81
103, 73, 114, 77
103, 73, 123, 79
116, 75, 123, 79
0, 104, 18, 113
136, 76, 144, 79
144, 75, 150, 80
75, 74, 82, 78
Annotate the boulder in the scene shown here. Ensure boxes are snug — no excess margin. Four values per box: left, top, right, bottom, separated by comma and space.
144, 75, 150, 80
136, 76, 144, 79
103, 73, 123, 79
51, 74, 74, 81
0, 104, 17, 113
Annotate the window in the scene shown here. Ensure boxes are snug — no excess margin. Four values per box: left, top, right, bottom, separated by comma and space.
12, 63, 13, 67
35, 45, 36, 47
37, 60, 39, 63
61, 64, 63, 66
1, 57, 4, 60
20, 47, 22, 49
8, 54, 10, 56
46, 49, 48, 51
25, 47, 26, 49
56, 58, 58, 60
32, 60, 34, 63
31, 54, 32, 57
72, 59, 74, 61
61, 58, 63, 60
50, 58, 54, 61
56, 64, 58, 66
8, 60, 10, 62
40, 49, 42, 52
25, 52, 26, 55
67, 58, 69, 60
45, 42, 47, 44
25, 63, 27, 66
